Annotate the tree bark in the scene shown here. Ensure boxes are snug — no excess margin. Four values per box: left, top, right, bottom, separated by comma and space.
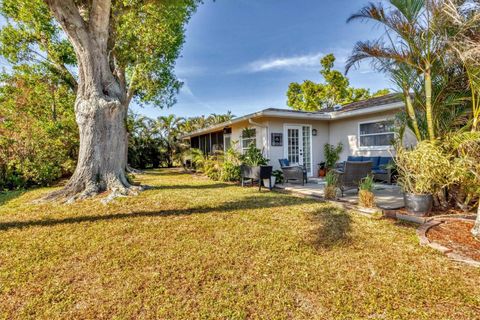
424, 65, 435, 141
43, 0, 139, 201
473, 204, 480, 240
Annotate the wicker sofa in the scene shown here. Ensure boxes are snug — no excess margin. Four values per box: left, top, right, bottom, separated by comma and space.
337, 156, 395, 184
334, 161, 373, 196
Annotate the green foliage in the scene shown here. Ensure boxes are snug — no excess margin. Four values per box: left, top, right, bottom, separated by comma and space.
241, 144, 268, 167
113, 0, 200, 107
272, 170, 284, 184
395, 141, 452, 195
442, 131, 480, 211
286, 54, 389, 111
220, 146, 242, 182
0, 66, 78, 189
325, 171, 338, 187
324, 171, 338, 200
359, 175, 374, 192
181, 111, 235, 133
324, 143, 343, 170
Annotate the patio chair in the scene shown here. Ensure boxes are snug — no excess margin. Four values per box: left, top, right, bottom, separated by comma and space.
334, 161, 372, 196
278, 159, 308, 185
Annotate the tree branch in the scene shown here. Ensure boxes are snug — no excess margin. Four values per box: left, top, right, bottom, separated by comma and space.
43, 0, 89, 50
89, 0, 111, 46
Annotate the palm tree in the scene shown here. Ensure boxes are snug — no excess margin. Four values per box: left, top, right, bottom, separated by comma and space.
440, 0, 480, 132
346, 0, 441, 141
155, 114, 185, 167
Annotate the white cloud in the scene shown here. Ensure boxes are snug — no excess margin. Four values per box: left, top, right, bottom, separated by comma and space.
244, 53, 325, 73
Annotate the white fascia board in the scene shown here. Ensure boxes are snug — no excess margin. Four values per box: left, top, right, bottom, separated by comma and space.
181, 101, 405, 139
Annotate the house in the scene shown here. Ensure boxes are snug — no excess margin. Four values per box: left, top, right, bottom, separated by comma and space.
181, 93, 416, 177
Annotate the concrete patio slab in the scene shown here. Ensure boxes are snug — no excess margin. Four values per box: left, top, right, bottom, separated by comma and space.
275, 178, 404, 209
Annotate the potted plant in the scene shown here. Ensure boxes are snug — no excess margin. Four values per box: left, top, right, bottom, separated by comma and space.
395, 142, 451, 216
359, 175, 375, 208
324, 143, 343, 171
324, 171, 338, 200
240, 143, 272, 188
318, 162, 326, 177
272, 170, 284, 185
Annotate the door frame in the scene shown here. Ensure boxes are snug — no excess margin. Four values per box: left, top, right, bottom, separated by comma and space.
283, 124, 313, 177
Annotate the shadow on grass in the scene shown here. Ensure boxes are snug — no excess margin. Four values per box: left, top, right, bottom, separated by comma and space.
306, 205, 352, 250
0, 194, 317, 231
141, 169, 188, 176
149, 183, 232, 190
0, 190, 26, 207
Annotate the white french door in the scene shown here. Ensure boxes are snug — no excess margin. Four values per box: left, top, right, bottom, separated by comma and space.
284, 125, 312, 176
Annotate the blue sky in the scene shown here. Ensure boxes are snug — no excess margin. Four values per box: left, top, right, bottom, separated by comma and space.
133, 0, 391, 119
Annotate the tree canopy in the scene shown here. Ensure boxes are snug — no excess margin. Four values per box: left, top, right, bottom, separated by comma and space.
0, 0, 199, 108
286, 54, 389, 111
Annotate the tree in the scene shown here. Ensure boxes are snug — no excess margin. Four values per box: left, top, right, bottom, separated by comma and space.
0, 0, 199, 200
155, 115, 185, 168
286, 54, 389, 111
0, 65, 78, 189
345, 0, 462, 141
181, 112, 235, 133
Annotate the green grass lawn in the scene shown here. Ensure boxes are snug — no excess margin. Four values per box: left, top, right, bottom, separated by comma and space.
0, 169, 479, 319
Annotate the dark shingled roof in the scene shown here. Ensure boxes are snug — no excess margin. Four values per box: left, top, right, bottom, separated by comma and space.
262, 93, 402, 115
320, 93, 402, 113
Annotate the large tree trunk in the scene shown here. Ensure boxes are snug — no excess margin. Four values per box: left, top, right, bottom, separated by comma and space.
47, 96, 136, 201
473, 205, 480, 240
44, 0, 140, 201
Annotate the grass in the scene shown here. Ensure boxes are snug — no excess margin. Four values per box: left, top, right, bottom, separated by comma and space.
0, 168, 479, 319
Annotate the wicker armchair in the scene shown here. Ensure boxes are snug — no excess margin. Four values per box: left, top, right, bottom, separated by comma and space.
278, 159, 308, 185
334, 161, 372, 196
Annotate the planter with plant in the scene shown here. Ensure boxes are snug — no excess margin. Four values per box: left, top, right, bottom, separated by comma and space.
318, 162, 326, 177
324, 171, 338, 200
395, 141, 451, 216
324, 143, 343, 171
240, 143, 272, 189
359, 175, 375, 208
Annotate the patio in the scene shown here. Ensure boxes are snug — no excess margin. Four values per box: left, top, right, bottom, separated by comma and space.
275, 178, 404, 210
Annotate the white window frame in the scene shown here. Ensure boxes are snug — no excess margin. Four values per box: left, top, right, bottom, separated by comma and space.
358, 119, 395, 150
241, 127, 257, 153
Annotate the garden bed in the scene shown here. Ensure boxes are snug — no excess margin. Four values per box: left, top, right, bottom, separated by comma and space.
427, 219, 480, 262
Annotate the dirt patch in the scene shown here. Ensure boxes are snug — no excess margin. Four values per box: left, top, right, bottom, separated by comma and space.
427, 220, 480, 261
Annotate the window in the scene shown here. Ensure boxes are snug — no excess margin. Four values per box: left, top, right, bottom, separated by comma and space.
241, 128, 256, 152
359, 120, 395, 148
224, 134, 232, 152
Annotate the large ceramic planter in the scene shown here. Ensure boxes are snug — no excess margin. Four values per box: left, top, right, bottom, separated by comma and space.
404, 193, 433, 216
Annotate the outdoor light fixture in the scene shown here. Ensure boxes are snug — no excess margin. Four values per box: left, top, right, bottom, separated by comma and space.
312, 129, 318, 136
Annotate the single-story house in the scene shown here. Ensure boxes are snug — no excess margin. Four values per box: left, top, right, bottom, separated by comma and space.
181, 93, 416, 177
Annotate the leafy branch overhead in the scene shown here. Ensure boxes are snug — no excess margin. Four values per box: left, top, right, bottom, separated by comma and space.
286, 54, 389, 111
0, 0, 199, 108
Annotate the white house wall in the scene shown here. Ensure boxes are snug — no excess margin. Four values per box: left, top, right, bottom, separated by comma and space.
251, 117, 329, 173
328, 110, 417, 161
217, 109, 417, 177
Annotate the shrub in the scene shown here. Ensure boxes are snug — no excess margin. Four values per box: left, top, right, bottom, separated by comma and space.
324, 171, 338, 200
241, 144, 268, 166
324, 143, 343, 170
395, 141, 452, 195
359, 175, 375, 208
272, 170, 284, 184
221, 146, 242, 182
